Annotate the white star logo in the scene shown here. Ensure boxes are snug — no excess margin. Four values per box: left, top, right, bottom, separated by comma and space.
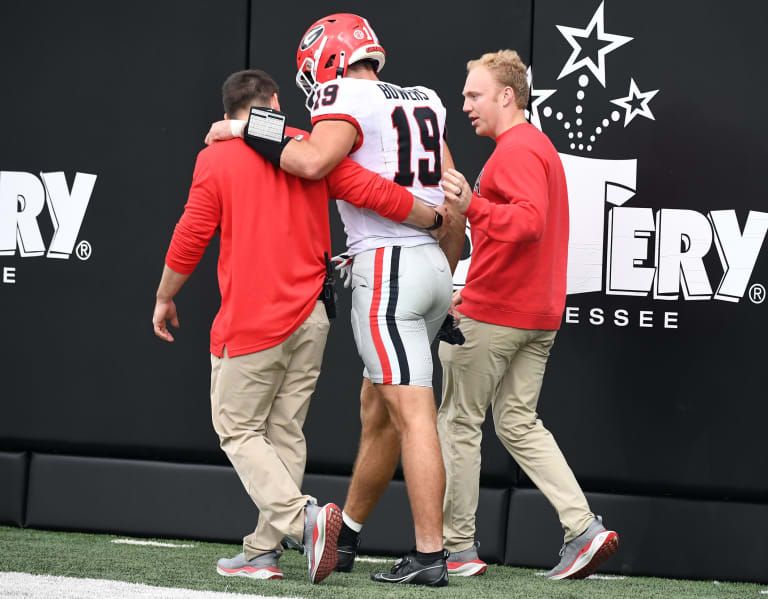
526, 68, 557, 131
610, 78, 659, 126
556, 1, 632, 87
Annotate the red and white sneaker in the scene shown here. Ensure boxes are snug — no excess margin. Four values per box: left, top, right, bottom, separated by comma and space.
546, 516, 619, 580
216, 551, 284, 580
447, 542, 488, 576
303, 501, 342, 584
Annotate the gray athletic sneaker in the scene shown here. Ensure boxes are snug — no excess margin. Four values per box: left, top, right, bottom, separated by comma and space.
303, 500, 342, 584
447, 541, 487, 576
216, 551, 283, 580
546, 516, 619, 580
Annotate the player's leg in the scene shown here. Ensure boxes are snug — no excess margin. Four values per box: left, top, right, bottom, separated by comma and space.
369, 367, 449, 586
347, 247, 403, 525
341, 249, 403, 570
364, 244, 450, 552
343, 378, 400, 524
376, 382, 445, 552
380, 242, 456, 554
366, 244, 452, 586
336, 378, 400, 571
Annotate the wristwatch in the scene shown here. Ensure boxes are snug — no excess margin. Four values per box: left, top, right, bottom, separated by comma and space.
425, 210, 443, 231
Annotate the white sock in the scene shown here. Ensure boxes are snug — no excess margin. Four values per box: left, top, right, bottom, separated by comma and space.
342, 511, 363, 533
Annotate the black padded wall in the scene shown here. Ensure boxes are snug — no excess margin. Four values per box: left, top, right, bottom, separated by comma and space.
25, 454, 257, 541
0, 0, 247, 460
24, 454, 510, 564
527, 0, 768, 497
0, 452, 27, 526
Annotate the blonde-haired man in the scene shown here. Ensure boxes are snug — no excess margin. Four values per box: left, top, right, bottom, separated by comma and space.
439, 49, 620, 580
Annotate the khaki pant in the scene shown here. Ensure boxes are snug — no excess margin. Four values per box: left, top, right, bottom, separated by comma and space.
210, 302, 330, 558
437, 316, 593, 551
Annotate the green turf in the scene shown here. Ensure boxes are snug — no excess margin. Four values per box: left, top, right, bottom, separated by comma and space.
0, 526, 763, 598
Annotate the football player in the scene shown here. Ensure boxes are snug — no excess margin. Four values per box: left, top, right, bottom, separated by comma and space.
207, 13, 464, 587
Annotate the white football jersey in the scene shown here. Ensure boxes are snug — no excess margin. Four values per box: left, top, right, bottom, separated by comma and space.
311, 77, 447, 255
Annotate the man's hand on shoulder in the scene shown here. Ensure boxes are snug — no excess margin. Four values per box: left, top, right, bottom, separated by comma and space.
205, 120, 245, 145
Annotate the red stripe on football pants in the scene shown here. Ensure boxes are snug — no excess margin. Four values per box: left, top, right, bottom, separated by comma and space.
369, 247, 392, 384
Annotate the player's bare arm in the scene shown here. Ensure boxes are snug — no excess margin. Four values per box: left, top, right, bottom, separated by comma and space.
205, 117, 358, 181
281, 119, 358, 180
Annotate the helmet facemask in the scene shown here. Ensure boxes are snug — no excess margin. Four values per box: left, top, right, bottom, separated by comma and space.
295, 57, 318, 110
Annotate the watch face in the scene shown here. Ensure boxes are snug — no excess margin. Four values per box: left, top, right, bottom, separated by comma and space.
428, 210, 443, 230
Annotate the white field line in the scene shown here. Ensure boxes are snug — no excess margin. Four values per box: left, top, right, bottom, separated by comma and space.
353, 556, 390, 564
111, 539, 196, 548
0, 572, 300, 599
534, 571, 627, 580
759, 589, 767, 595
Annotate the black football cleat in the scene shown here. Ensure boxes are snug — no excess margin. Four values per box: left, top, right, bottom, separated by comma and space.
335, 531, 360, 572
371, 550, 449, 586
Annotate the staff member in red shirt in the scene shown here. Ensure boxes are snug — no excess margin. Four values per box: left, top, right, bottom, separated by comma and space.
439, 50, 619, 580
151, 69, 443, 585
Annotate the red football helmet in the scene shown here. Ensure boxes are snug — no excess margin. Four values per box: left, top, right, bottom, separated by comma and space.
295, 13, 386, 106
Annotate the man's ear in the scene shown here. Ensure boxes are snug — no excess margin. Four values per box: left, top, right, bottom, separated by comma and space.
502, 87, 515, 108
223, 113, 230, 120
270, 92, 281, 111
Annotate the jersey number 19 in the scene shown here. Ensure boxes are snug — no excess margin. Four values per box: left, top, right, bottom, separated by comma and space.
391, 106, 442, 187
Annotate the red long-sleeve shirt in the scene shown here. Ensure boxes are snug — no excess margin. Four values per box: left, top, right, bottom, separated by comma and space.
165, 130, 414, 357
459, 123, 569, 330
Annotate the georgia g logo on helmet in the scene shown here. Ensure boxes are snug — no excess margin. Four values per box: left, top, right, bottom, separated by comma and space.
300, 25, 325, 51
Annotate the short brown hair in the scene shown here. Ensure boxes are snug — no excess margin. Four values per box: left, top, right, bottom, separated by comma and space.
467, 50, 529, 109
222, 69, 279, 116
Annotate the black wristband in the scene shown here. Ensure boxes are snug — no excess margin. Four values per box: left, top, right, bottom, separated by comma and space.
425, 210, 443, 231
244, 134, 291, 167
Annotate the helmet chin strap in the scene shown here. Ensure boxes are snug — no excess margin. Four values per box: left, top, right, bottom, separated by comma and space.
335, 51, 347, 78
